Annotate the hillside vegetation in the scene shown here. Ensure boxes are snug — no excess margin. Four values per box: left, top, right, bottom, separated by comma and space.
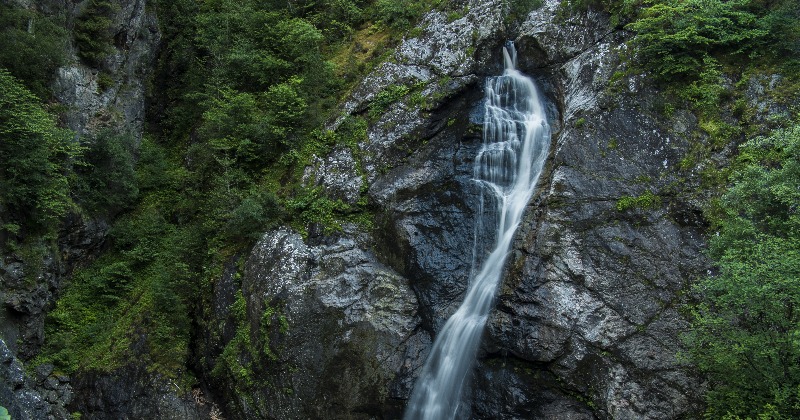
0, 0, 798, 417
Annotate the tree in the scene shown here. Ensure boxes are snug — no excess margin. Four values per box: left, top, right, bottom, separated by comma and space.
0, 69, 78, 236
0, 5, 68, 98
74, 129, 138, 216
626, 0, 766, 83
73, 0, 117, 66
685, 125, 800, 418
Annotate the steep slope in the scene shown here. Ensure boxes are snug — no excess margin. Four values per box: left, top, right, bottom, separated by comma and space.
4, 0, 795, 418
0, 0, 209, 418
220, 0, 709, 417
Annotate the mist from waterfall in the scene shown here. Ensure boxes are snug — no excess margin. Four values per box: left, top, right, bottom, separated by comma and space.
403, 42, 551, 420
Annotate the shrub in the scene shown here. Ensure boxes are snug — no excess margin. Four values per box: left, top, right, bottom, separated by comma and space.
626, 0, 766, 84
685, 125, 800, 418
0, 69, 78, 236
0, 5, 68, 98
74, 129, 138, 217
616, 190, 660, 211
368, 84, 410, 120
375, 0, 425, 31
74, 0, 117, 66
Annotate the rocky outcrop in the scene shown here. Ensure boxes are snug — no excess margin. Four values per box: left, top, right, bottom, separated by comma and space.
0, 1, 179, 419
218, 226, 424, 418
51, 0, 160, 141
477, 2, 707, 418
256, 0, 709, 418
1, 0, 159, 353
69, 365, 212, 420
0, 338, 72, 420
0, 216, 109, 362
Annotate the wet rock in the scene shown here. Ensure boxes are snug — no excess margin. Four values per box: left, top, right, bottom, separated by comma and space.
479, 2, 707, 418
302, 0, 708, 417
69, 365, 210, 420
215, 0, 710, 418
472, 358, 596, 419
0, 338, 72, 420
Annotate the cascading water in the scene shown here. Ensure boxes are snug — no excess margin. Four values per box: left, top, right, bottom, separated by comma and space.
404, 42, 551, 420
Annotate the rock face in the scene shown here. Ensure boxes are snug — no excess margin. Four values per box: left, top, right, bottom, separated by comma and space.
0, 1, 196, 419
69, 366, 212, 420
478, 2, 707, 417
1, 0, 159, 352
51, 0, 160, 141
0, 216, 109, 361
224, 227, 424, 418
0, 338, 72, 420
238, 0, 709, 418
2, 0, 713, 418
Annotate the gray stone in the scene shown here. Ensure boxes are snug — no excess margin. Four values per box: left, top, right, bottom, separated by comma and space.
0, 338, 71, 420
230, 226, 421, 418
248, 0, 710, 417
70, 366, 210, 420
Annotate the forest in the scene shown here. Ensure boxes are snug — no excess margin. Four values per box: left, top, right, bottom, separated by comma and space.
0, 0, 798, 417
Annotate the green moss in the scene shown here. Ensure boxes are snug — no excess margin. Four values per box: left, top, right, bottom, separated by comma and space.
212, 291, 290, 407
616, 190, 661, 212
368, 84, 411, 120
0, 5, 69, 99
97, 72, 115, 92
0, 69, 79, 238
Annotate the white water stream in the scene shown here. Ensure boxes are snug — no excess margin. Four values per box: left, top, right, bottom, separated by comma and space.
404, 43, 551, 420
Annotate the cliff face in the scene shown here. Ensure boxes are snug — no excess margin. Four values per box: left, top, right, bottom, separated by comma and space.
481, 2, 708, 417
1, 0, 728, 418
48, 0, 159, 140
0, 1, 180, 418
226, 0, 708, 418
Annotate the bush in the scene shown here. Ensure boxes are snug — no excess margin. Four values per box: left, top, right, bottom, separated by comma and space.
74, 0, 117, 66
626, 0, 765, 83
368, 84, 410, 120
616, 190, 661, 211
0, 5, 68, 98
0, 69, 78, 236
685, 125, 800, 418
224, 189, 283, 241
375, 0, 425, 31
74, 129, 138, 216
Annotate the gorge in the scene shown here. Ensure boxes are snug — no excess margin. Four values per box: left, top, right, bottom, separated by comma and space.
0, 0, 798, 419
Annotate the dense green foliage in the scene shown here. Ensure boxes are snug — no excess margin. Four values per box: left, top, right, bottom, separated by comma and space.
0, 5, 68, 98
0, 69, 78, 237
375, 0, 425, 30
684, 126, 800, 418
626, 0, 799, 86
73, 129, 138, 217
564, 0, 800, 415
37, 0, 426, 382
599, 0, 800, 416
74, 0, 117, 66
6, 0, 792, 415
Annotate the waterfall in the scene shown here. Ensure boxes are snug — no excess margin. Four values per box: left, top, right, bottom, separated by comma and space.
404, 42, 550, 420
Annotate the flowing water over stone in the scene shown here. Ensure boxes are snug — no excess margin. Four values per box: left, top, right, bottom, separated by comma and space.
404, 43, 551, 420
